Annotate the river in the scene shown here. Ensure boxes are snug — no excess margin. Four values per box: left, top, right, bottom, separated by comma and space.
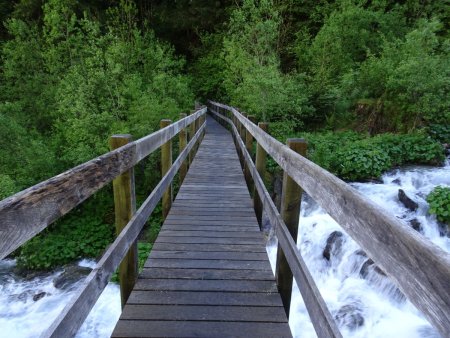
0, 159, 448, 337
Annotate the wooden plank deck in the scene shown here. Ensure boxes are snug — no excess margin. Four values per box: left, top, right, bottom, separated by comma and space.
111, 116, 292, 338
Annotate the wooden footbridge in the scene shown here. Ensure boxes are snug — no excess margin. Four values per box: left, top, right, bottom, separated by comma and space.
1, 102, 449, 338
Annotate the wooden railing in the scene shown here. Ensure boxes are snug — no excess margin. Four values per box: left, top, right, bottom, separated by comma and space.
0, 107, 207, 337
208, 101, 450, 338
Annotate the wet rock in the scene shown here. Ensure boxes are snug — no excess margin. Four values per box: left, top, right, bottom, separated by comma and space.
409, 218, 423, 232
323, 231, 344, 261
354, 250, 367, 258
391, 178, 401, 185
359, 259, 386, 278
53, 265, 92, 290
335, 304, 365, 330
33, 292, 47, 302
398, 189, 418, 211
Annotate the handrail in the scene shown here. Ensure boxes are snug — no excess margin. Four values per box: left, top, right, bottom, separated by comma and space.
0, 108, 207, 260
208, 101, 450, 337
209, 108, 342, 338
42, 121, 206, 338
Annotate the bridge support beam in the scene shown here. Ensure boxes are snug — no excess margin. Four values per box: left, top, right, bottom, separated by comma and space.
276, 138, 308, 317
109, 134, 138, 308
253, 122, 268, 228
161, 119, 173, 220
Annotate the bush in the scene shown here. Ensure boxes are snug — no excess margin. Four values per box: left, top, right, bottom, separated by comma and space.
333, 141, 392, 181
17, 196, 114, 270
297, 131, 444, 181
426, 186, 450, 225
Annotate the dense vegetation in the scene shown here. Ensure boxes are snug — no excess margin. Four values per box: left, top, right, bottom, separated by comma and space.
427, 186, 450, 227
0, 0, 448, 269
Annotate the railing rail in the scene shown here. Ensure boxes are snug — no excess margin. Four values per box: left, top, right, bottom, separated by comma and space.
208, 106, 341, 338
208, 100, 450, 338
0, 107, 207, 338
0, 108, 206, 260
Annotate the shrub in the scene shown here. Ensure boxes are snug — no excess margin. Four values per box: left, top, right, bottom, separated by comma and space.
333, 141, 392, 181
17, 196, 114, 270
426, 186, 450, 225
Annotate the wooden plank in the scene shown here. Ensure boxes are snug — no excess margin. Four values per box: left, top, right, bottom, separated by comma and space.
161, 225, 258, 232
112, 320, 292, 338
140, 268, 274, 280
120, 304, 287, 322
152, 243, 266, 252
144, 259, 270, 270
158, 230, 262, 238
126, 290, 283, 306
149, 250, 268, 260
0, 108, 207, 260
134, 278, 278, 293
210, 101, 450, 336
162, 220, 259, 226
155, 236, 262, 245
41, 120, 207, 338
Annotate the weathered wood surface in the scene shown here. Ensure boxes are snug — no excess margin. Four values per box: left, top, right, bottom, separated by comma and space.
210, 101, 450, 337
112, 116, 291, 338
160, 119, 173, 219
276, 138, 307, 316
0, 108, 206, 260
209, 108, 342, 338
110, 134, 138, 308
42, 122, 206, 338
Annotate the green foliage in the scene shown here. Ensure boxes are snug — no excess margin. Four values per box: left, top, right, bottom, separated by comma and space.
428, 124, 450, 144
334, 141, 392, 181
1, 0, 193, 270
221, 0, 314, 125
300, 131, 444, 181
17, 197, 114, 270
427, 186, 450, 225
343, 19, 450, 130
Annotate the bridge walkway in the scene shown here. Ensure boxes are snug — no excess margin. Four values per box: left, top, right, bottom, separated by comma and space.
111, 116, 292, 337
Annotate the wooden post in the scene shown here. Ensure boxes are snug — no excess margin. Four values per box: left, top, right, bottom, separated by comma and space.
179, 113, 188, 184
245, 115, 256, 193
109, 134, 137, 308
253, 122, 268, 227
276, 138, 308, 317
189, 110, 196, 165
160, 119, 172, 220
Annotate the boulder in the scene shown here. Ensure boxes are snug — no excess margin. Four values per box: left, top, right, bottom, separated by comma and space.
391, 178, 401, 185
53, 264, 92, 290
323, 231, 344, 261
359, 258, 386, 278
398, 189, 418, 211
33, 292, 47, 302
335, 303, 364, 330
409, 218, 423, 232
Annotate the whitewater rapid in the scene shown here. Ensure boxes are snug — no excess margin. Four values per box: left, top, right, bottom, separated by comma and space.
0, 160, 448, 337
0, 259, 120, 338
267, 159, 449, 338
